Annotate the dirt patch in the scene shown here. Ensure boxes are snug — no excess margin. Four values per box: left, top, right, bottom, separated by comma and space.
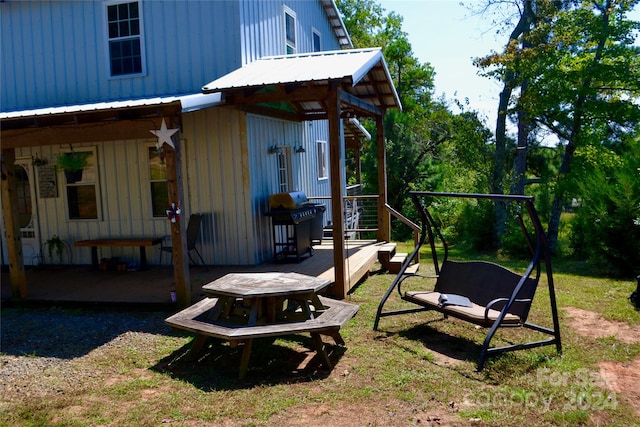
271, 401, 473, 427
565, 307, 640, 416
598, 359, 640, 416
564, 307, 640, 344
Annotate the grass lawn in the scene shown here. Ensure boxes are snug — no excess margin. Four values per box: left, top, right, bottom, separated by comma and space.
1, 245, 639, 426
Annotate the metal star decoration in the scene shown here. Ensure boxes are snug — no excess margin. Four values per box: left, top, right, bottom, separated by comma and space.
150, 118, 179, 150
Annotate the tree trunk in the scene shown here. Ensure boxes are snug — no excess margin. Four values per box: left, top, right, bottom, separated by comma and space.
492, 0, 534, 246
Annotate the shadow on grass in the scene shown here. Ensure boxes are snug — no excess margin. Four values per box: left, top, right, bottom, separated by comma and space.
150, 333, 347, 390
396, 322, 481, 364
380, 320, 555, 380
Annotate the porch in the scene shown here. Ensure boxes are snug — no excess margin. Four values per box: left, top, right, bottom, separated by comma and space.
1, 240, 383, 308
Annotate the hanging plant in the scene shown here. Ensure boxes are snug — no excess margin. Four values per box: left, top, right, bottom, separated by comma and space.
55, 152, 91, 183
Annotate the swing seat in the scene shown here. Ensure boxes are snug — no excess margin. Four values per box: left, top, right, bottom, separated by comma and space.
374, 192, 562, 371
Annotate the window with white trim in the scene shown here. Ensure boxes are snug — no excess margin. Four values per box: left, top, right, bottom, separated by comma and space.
106, 1, 145, 77
284, 6, 296, 54
317, 140, 328, 180
148, 146, 168, 217
62, 150, 99, 220
312, 28, 321, 52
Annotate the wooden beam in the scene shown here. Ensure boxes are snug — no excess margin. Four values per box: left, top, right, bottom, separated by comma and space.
376, 115, 390, 243
327, 89, 347, 299
229, 84, 334, 106
163, 120, 191, 308
0, 148, 27, 298
1, 118, 171, 149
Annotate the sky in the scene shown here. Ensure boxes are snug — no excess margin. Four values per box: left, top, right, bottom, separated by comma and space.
377, 0, 507, 127
376, 0, 639, 131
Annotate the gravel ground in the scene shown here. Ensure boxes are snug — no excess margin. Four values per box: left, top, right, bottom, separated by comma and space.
0, 306, 173, 404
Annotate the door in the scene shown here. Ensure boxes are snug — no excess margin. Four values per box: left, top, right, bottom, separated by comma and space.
15, 159, 40, 265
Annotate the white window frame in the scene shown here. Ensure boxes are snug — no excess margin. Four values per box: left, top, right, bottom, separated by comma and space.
146, 144, 169, 218
62, 148, 101, 221
104, 0, 146, 79
312, 27, 322, 52
284, 6, 297, 55
317, 140, 328, 180
276, 146, 293, 192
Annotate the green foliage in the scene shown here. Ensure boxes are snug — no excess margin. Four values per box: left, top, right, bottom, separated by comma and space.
55, 151, 91, 172
43, 235, 66, 264
455, 199, 496, 251
569, 138, 640, 277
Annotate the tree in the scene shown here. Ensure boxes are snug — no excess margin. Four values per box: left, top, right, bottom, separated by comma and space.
477, 0, 640, 253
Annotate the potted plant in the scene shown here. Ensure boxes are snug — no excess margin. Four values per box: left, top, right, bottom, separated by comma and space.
43, 234, 67, 265
56, 152, 90, 183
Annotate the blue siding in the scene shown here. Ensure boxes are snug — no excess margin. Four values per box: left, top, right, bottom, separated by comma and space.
1, 0, 242, 111
239, 0, 341, 63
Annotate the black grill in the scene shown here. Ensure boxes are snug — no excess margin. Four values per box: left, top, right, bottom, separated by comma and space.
266, 192, 324, 262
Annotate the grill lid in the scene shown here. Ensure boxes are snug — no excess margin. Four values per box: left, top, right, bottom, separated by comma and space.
269, 191, 308, 210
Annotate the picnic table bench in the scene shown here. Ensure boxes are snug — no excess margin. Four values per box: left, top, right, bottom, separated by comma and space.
165, 272, 359, 379
74, 237, 162, 270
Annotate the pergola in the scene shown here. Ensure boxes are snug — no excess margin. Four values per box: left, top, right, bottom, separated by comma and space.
201, 48, 401, 298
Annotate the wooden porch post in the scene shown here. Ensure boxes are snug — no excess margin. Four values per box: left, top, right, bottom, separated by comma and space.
328, 89, 347, 298
163, 120, 191, 308
376, 115, 390, 243
1, 148, 27, 297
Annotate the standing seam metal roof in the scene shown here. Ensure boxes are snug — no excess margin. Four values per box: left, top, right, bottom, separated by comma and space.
201, 48, 401, 113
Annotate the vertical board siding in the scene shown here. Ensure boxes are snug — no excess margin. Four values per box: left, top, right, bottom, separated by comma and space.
9, 141, 172, 265
181, 107, 255, 265
1, 0, 242, 111
239, 0, 342, 63
2, 1, 349, 267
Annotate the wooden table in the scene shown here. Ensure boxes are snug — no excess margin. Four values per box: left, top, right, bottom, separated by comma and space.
165, 272, 359, 379
74, 237, 163, 270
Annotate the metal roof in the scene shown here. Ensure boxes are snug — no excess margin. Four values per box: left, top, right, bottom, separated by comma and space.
202, 48, 401, 119
0, 93, 223, 120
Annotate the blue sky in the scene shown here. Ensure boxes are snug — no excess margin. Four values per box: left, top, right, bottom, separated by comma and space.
377, 0, 506, 126
377, 0, 639, 131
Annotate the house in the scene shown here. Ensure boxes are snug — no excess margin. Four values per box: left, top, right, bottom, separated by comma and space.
0, 0, 400, 304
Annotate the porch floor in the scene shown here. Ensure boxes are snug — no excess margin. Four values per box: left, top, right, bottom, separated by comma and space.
1, 241, 383, 308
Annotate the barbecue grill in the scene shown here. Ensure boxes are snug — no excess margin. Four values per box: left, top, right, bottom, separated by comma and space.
266, 191, 324, 262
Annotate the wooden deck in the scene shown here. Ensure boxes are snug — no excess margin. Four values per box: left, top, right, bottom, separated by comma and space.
1, 240, 383, 306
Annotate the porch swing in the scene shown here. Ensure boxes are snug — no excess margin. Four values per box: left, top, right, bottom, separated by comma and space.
374, 192, 562, 371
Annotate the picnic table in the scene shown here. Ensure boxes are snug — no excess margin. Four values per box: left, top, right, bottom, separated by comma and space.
74, 237, 162, 270
165, 272, 359, 379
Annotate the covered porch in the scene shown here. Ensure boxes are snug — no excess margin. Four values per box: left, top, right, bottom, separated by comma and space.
1, 240, 383, 308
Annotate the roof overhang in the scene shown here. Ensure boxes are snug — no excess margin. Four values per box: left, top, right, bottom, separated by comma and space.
0, 93, 223, 149
320, 0, 353, 49
202, 48, 401, 122
344, 118, 371, 150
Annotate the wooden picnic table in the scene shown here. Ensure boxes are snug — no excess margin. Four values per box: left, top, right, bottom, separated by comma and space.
165, 272, 359, 379
74, 237, 163, 270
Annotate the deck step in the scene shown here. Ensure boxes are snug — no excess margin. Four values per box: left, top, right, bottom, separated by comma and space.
404, 263, 420, 275
377, 243, 397, 268
388, 253, 408, 274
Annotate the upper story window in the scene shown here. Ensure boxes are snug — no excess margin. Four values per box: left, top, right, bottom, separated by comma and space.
312, 28, 321, 52
106, 1, 145, 77
284, 6, 296, 54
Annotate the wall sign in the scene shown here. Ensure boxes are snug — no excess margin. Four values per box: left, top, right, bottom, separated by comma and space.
37, 164, 57, 198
